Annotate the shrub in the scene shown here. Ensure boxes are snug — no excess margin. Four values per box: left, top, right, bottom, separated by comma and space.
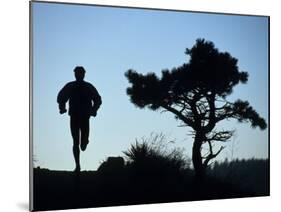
123, 133, 191, 179
97, 156, 125, 174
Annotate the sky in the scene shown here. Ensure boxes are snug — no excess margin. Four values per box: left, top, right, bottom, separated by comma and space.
32, 2, 269, 171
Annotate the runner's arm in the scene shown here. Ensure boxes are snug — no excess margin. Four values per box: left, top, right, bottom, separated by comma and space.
57, 83, 71, 113
91, 85, 102, 114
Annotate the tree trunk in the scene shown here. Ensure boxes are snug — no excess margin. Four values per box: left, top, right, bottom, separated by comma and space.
192, 132, 205, 180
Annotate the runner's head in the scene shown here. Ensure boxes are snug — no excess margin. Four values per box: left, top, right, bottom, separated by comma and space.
74, 66, 86, 81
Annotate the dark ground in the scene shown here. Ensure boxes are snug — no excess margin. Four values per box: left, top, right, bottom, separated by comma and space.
33, 164, 269, 211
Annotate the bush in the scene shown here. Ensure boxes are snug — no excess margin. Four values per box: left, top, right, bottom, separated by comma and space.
123, 133, 191, 179
97, 156, 125, 174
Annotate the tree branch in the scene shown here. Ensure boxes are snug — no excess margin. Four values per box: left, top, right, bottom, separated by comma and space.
206, 130, 234, 142
215, 100, 267, 130
203, 142, 224, 168
161, 104, 195, 129
203, 93, 216, 133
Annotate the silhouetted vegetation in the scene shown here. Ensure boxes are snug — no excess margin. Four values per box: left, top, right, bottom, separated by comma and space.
97, 156, 125, 174
123, 133, 190, 177
125, 39, 267, 178
33, 134, 269, 211
121, 133, 191, 199
207, 158, 269, 195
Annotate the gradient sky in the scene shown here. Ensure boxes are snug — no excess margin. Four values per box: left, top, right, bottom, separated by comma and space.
32, 2, 268, 171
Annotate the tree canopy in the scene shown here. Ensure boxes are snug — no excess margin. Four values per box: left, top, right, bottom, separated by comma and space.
125, 39, 266, 131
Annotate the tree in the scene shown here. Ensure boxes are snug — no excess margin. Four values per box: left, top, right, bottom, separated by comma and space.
125, 39, 267, 179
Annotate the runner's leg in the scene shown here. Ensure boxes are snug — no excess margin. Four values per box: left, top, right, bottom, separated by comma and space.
80, 116, 90, 151
70, 116, 81, 171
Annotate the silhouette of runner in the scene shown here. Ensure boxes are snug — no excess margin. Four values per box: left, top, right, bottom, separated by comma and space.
57, 66, 102, 172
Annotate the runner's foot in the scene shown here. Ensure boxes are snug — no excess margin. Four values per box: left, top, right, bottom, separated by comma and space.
74, 165, 81, 173
81, 139, 89, 151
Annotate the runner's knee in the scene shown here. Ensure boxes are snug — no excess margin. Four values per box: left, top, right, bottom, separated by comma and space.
73, 143, 79, 148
